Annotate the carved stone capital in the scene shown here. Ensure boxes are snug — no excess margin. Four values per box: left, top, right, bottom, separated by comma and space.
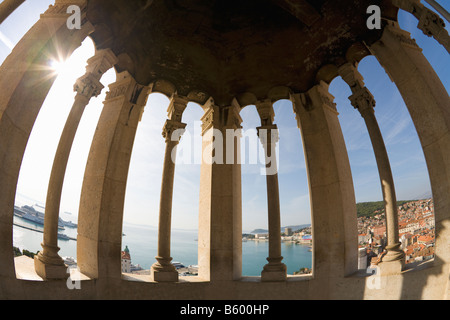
314, 81, 338, 114
384, 22, 421, 50
338, 62, 376, 114
167, 94, 189, 122
74, 73, 104, 98
85, 49, 118, 79
417, 7, 450, 50
162, 119, 187, 143
390, 1, 449, 52
255, 99, 275, 126
105, 71, 150, 105
349, 86, 376, 115
223, 98, 243, 130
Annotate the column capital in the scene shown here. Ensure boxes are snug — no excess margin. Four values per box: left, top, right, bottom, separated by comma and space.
338, 63, 376, 115
167, 94, 189, 122
73, 49, 118, 100
200, 98, 243, 134
73, 72, 104, 99
85, 49, 119, 78
417, 7, 448, 40
105, 71, 150, 106
349, 86, 376, 115
291, 81, 338, 120
200, 100, 219, 135
255, 99, 275, 125
223, 98, 243, 130
162, 119, 187, 143
392, 0, 449, 52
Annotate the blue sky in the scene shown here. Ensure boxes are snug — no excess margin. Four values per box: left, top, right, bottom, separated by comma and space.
1, 1, 448, 232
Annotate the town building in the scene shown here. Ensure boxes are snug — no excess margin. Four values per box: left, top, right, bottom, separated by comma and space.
121, 246, 131, 274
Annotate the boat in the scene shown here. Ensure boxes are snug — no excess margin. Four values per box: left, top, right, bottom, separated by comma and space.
188, 265, 199, 275
172, 261, 185, 269
13, 205, 66, 230
59, 218, 77, 228
57, 233, 71, 241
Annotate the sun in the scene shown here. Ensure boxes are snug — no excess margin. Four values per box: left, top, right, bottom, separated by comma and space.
49, 58, 67, 75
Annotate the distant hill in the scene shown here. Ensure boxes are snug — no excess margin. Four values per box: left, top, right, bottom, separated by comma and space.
356, 200, 417, 218
249, 224, 311, 234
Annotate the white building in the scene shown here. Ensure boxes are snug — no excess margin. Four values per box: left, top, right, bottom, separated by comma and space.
121, 245, 131, 273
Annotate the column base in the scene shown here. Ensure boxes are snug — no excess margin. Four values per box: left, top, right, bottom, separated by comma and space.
379, 243, 405, 275
261, 257, 287, 282
34, 252, 68, 280
377, 259, 405, 275
151, 257, 178, 282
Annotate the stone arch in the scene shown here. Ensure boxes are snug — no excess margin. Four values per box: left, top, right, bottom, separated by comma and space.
369, 21, 450, 278
77, 71, 151, 280
0, 4, 94, 281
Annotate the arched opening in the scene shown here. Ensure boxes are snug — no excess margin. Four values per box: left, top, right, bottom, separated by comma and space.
274, 99, 312, 276
239, 104, 268, 277
330, 49, 435, 272
169, 101, 204, 276
121, 92, 170, 275
121, 95, 204, 279
12, 30, 116, 277
239, 99, 312, 277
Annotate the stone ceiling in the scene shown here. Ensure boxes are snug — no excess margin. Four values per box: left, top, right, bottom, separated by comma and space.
86, 0, 398, 106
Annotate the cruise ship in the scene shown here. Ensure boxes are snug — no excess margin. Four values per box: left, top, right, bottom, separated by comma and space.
13, 205, 65, 230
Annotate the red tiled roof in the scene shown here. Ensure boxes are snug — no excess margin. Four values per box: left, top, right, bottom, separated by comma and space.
121, 251, 130, 260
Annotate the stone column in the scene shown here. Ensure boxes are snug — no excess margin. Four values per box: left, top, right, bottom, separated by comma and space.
338, 63, 405, 272
77, 71, 150, 279
291, 82, 358, 288
0, 1, 93, 280
369, 22, 450, 268
34, 49, 117, 280
393, 0, 450, 53
255, 100, 286, 281
151, 95, 188, 282
198, 98, 243, 283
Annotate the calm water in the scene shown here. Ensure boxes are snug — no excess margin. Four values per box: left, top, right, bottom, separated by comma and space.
13, 217, 312, 276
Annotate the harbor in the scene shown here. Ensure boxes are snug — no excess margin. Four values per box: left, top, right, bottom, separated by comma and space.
13, 204, 78, 242
13, 221, 76, 241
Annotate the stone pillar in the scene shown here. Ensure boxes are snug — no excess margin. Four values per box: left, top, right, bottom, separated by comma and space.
151, 95, 188, 282
291, 82, 358, 288
34, 49, 117, 280
393, 0, 450, 53
0, 0, 93, 281
255, 100, 286, 281
198, 98, 243, 283
77, 71, 150, 279
0, 0, 25, 24
338, 62, 405, 272
369, 22, 450, 267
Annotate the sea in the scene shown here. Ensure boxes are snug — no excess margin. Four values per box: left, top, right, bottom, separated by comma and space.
13, 213, 312, 276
